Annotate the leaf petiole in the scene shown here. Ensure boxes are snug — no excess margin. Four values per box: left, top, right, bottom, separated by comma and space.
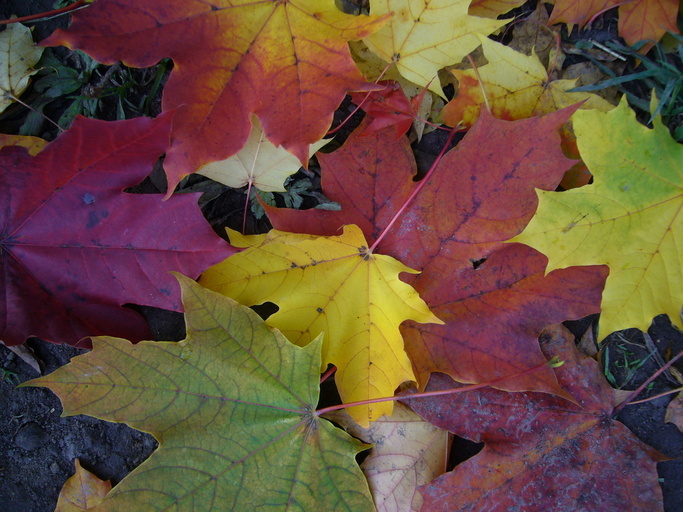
315, 357, 560, 418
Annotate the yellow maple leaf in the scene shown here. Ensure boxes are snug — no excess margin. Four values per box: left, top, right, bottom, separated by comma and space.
440, 36, 613, 127
362, 0, 505, 97
199, 224, 443, 427
197, 116, 330, 192
509, 97, 683, 339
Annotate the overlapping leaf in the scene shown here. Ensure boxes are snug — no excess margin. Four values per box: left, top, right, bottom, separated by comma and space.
55, 460, 111, 512
404, 325, 664, 511
1, 115, 234, 346
0, 22, 43, 113
325, 402, 449, 512
25, 274, 375, 512
43, 0, 387, 190
197, 116, 329, 192
440, 37, 614, 128
469, 0, 526, 18
362, 0, 505, 96
199, 225, 443, 426
549, 0, 679, 48
267, 110, 607, 397
511, 98, 683, 339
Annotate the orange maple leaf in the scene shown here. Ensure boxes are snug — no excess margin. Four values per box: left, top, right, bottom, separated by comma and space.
43, 0, 388, 191
549, 0, 679, 48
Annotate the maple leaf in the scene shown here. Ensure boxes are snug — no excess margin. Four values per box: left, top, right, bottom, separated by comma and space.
199, 224, 443, 427
548, 0, 679, 48
267, 110, 607, 397
510, 97, 683, 339
24, 274, 375, 512
468, 0, 526, 18
403, 325, 664, 511
362, 0, 505, 96
325, 402, 449, 512
0, 22, 44, 113
350, 80, 430, 140
197, 116, 329, 192
55, 460, 111, 512
1, 115, 234, 347
439, 36, 614, 129
43, 0, 388, 191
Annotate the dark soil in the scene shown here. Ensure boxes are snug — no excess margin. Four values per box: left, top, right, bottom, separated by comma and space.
1, 1, 683, 511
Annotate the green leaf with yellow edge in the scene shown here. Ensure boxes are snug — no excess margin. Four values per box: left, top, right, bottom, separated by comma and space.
23, 274, 375, 512
509, 97, 683, 339
440, 36, 613, 128
362, 0, 505, 97
0, 22, 44, 113
199, 225, 443, 427
197, 116, 330, 193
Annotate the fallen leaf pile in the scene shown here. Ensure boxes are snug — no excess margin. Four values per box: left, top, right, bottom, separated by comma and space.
1, 0, 680, 510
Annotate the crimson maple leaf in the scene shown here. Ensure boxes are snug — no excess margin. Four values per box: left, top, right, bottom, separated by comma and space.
42, 0, 387, 191
404, 325, 664, 511
265, 110, 607, 397
1, 115, 234, 347
350, 81, 430, 140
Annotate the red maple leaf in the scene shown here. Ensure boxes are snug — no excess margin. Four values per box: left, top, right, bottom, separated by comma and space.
265, 109, 607, 397
1, 115, 234, 347
350, 81, 430, 140
403, 324, 664, 511
42, 0, 387, 192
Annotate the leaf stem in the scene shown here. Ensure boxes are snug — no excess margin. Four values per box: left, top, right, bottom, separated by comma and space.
0, 0, 92, 25
326, 61, 392, 137
369, 122, 463, 253
613, 350, 683, 415
315, 358, 558, 417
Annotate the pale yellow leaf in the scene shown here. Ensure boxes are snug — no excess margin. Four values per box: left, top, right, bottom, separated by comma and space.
0, 22, 43, 113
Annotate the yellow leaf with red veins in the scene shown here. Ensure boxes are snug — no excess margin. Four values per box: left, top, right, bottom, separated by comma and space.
199, 224, 443, 427
43, 0, 388, 191
362, 0, 505, 97
440, 36, 613, 128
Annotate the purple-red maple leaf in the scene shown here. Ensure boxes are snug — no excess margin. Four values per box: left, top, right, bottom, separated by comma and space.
404, 324, 664, 511
266, 110, 607, 397
1, 115, 234, 347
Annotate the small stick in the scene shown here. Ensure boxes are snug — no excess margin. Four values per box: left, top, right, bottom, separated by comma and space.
0, 0, 92, 25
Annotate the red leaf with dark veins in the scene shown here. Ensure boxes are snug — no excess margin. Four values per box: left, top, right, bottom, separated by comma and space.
1, 114, 235, 347
267, 107, 607, 396
403, 325, 664, 512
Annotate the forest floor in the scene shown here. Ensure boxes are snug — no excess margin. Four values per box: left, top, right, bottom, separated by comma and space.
1, 1, 683, 511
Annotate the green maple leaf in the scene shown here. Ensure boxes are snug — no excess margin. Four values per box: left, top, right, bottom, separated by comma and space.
510, 97, 683, 339
23, 274, 374, 512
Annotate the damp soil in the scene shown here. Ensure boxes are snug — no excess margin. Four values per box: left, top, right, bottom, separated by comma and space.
1, 1, 683, 511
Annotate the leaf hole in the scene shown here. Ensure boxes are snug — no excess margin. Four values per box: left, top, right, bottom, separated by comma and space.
250, 302, 279, 321
470, 257, 486, 270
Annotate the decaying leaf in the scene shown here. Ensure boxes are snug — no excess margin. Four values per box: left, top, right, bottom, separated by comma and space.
510, 97, 683, 339
24, 274, 375, 512
200, 225, 443, 426
0, 22, 43, 113
404, 325, 664, 511
325, 402, 449, 512
1, 114, 234, 347
55, 460, 111, 512
43, 0, 388, 190
362, 0, 505, 96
